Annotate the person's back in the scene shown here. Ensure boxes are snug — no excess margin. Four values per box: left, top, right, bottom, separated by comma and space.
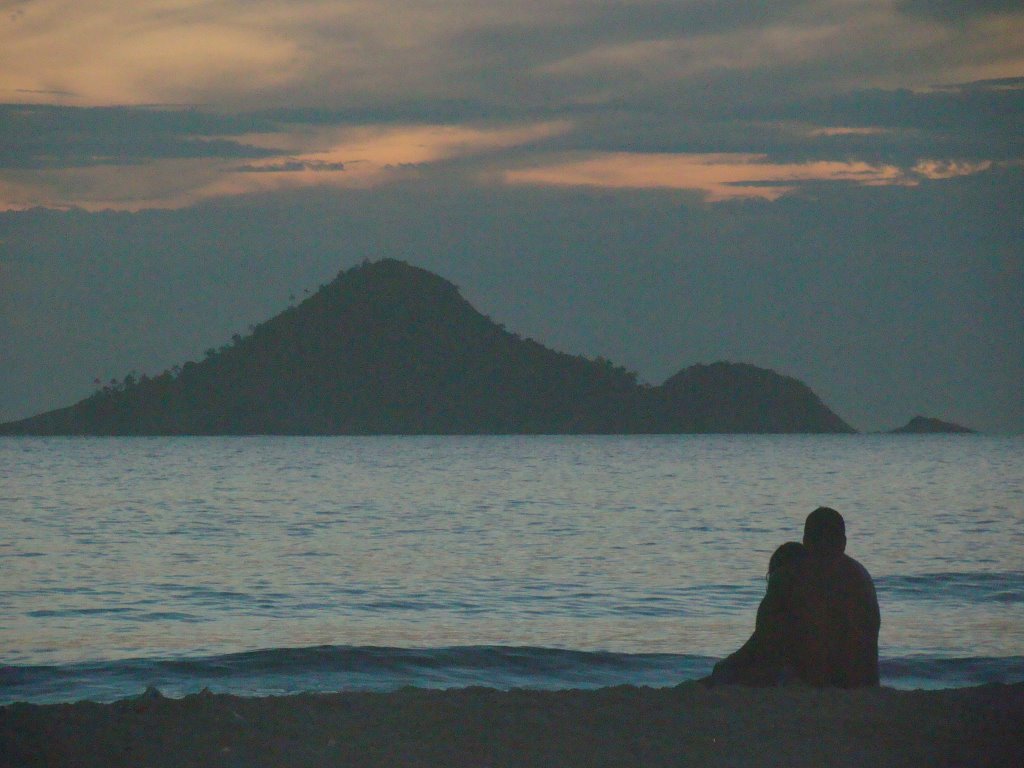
708, 541, 807, 686
790, 507, 880, 687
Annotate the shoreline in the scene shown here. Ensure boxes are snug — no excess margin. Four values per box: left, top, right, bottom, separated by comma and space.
7, 647, 1022, 707
3, 682, 1023, 767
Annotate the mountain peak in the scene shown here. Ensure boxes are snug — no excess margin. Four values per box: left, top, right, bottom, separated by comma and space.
330, 258, 458, 295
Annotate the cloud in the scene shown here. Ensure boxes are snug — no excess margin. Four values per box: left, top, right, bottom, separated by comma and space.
6, 74, 1016, 177
460, 1, 1024, 114
234, 160, 346, 173
503, 152, 1001, 201
807, 127, 890, 137
896, 0, 1023, 23
911, 159, 994, 179
444, 1, 820, 91
0, 1, 305, 106
0, 73, 1017, 209
0, 3, 1020, 208
15, 87, 76, 96
0, 105, 279, 169
0, 119, 571, 210
758, 77, 1024, 132
3, 0, 1022, 112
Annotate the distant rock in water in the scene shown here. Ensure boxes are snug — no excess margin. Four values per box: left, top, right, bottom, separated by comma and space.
890, 416, 976, 434
0, 259, 855, 435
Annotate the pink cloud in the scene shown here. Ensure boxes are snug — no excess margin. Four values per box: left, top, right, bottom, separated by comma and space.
504, 152, 921, 201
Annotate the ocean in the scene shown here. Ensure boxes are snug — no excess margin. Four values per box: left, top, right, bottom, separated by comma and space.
1, 434, 1022, 704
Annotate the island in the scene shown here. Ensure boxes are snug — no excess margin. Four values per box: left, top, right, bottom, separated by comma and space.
890, 416, 976, 434
0, 259, 855, 435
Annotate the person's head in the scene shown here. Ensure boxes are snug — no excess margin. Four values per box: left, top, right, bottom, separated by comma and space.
803, 506, 846, 556
767, 541, 806, 579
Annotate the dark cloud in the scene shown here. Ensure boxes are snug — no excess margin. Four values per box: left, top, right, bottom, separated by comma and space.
896, 0, 1023, 22
274, 74, 1019, 172
758, 78, 1024, 132
4, 74, 1018, 176
735, 78, 1024, 163
234, 160, 346, 173
557, 77, 1024, 164
253, 101, 532, 125
448, 0, 816, 76
394, 1, 868, 118
0, 104, 281, 169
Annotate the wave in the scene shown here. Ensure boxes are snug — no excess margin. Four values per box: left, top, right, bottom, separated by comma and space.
875, 571, 1024, 604
3, 646, 1023, 705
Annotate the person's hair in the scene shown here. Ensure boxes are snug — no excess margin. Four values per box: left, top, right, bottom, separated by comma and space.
803, 506, 846, 556
767, 541, 806, 579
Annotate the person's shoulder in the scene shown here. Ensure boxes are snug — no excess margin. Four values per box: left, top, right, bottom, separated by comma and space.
800, 552, 872, 584
839, 553, 873, 577
836, 554, 878, 595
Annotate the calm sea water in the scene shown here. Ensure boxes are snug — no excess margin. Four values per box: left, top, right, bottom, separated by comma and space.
1, 435, 1022, 703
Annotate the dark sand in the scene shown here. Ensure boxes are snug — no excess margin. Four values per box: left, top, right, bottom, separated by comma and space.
3, 682, 1022, 767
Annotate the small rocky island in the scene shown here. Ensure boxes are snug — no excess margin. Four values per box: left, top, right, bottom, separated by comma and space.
890, 416, 976, 434
0, 259, 856, 436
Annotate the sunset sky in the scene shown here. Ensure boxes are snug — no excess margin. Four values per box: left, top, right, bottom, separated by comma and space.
1, 0, 1021, 431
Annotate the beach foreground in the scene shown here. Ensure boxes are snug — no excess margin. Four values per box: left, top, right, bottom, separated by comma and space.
3, 682, 1022, 767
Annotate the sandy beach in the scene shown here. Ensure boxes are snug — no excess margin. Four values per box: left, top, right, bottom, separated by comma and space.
3, 681, 1022, 767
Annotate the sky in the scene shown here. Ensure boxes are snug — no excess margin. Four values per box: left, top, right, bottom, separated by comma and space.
0, 0, 1021, 432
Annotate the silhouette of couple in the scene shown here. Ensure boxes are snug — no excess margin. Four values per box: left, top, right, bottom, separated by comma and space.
709, 507, 880, 688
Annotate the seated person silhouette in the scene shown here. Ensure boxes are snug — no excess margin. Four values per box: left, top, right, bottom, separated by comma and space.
708, 541, 807, 686
709, 507, 880, 688
787, 506, 880, 687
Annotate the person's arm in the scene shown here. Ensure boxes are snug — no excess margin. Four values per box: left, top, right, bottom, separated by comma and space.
710, 570, 792, 682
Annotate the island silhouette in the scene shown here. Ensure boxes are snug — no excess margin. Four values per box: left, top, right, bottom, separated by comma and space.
1, 259, 857, 435
889, 416, 975, 434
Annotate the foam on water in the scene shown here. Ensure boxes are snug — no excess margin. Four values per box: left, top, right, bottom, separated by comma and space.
4, 645, 1024, 704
